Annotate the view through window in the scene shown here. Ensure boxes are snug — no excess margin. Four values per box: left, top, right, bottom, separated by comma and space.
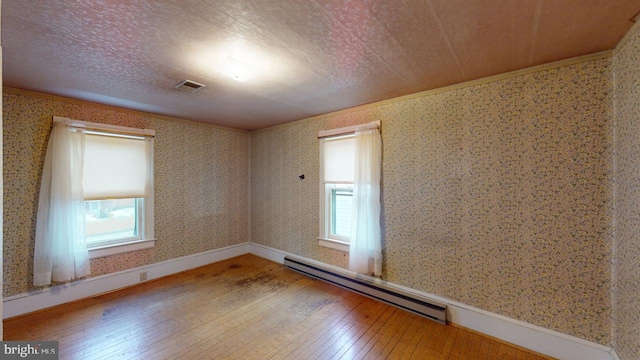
85, 198, 140, 244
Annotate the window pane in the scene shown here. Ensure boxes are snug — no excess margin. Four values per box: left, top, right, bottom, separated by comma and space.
85, 199, 138, 243
331, 189, 352, 238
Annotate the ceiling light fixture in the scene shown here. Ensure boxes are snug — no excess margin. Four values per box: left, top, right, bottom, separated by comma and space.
220, 55, 253, 82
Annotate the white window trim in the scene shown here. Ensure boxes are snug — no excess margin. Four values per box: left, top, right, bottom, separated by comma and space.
85, 198, 143, 247
317, 121, 379, 138
86, 196, 156, 258
317, 121, 379, 252
317, 238, 349, 253
54, 116, 155, 137
54, 116, 156, 258
319, 182, 353, 251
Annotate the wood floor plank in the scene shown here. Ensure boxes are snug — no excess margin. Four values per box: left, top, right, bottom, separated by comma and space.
300, 317, 357, 360
488, 340, 502, 359
229, 283, 363, 359
337, 306, 396, 360
4, 254, 556, 360
155, 276, 322, 359
449, 329, 471, 360
86, 258, 298, 358
313, 299, 389, 360
302, 297, 379, 360
411, 318, 452, 359
376, 311, 415, 359
385, 339, 411, 360
430, 325, 460, 359
395, 315, 434, 359
289, 309, 362, 358
36, 258, 276, 358
350, 329, 382, 360
478, 333, 492, 359
467, 333, 485, 360
268, 308, 355, 359
357, 308, 399, 359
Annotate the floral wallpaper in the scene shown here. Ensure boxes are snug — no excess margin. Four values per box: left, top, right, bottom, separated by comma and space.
3, 91, 250, 296
6, 36, 638, 353
251, 58, 614, 345
613, 23, 640, 360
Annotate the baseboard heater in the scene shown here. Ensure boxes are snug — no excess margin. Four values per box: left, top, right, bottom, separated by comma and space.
284, 256, 447, 324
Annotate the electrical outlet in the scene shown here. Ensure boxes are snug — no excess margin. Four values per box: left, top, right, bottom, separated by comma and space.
140, 271, 147, 281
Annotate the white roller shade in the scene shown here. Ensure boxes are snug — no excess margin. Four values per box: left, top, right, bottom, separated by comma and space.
83, 133, 152, 200
322, 136, 355, 183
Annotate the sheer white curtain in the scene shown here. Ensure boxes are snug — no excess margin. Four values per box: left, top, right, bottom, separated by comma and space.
349, 126, 382, 276
34, 122, 90, 286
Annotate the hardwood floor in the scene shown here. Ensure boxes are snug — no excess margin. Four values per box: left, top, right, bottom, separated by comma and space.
4, 255, 554, 359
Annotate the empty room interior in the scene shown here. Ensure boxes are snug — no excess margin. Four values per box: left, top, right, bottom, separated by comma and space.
2, 1, 640, 359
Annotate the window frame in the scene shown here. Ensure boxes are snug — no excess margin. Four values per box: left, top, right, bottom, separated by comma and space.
317, 121, 380, 253
53, 116, 156, 259
85, 197, 155, 259
318, 133, 355, 253
84, 198, 142, 247
326, 183, 354, 242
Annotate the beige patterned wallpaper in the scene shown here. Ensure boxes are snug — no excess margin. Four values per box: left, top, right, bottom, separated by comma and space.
3, 91, 250, 296
251, 58, 614, 345
613, 24, 640, 360
3, 44, 633, 352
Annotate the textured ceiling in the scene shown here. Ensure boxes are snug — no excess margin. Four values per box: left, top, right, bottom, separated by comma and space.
3, 1, 640, 130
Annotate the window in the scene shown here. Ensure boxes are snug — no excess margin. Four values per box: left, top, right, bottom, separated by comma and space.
318, 121, 382, 274
33, 117, 156, 286
85, 198, 141, 246
331, 188, 353, 238
319, 133, 356, 252
61, 117, 155, 258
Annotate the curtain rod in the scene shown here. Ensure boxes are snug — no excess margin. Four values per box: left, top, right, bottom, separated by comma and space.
53, 116, 155, 137
318, 121, 380, 139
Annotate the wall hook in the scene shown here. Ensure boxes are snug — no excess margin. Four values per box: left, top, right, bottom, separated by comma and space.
299, 174, 305, 180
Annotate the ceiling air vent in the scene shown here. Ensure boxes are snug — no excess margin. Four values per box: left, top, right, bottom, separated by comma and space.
174, 79, 206, 93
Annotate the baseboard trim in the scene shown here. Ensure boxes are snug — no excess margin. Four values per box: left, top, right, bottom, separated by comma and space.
249, 243, 616, 360
249, 242, 288, 263
3, 242, 250, 319
3, 242, 617, 360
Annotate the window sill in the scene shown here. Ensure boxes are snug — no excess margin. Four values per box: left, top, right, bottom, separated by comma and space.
88, 238, 156, 259
317, 237, 350, 253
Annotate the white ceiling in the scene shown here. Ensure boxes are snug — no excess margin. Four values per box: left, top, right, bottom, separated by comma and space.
3, 1, 639, 130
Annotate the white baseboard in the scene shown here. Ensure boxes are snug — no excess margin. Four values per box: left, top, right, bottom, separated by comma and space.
3, 242, 250, 319
3, 242, 617, 360
249, 242, 289, 263
250, 244, 617, 360
443, 301, 614, 360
